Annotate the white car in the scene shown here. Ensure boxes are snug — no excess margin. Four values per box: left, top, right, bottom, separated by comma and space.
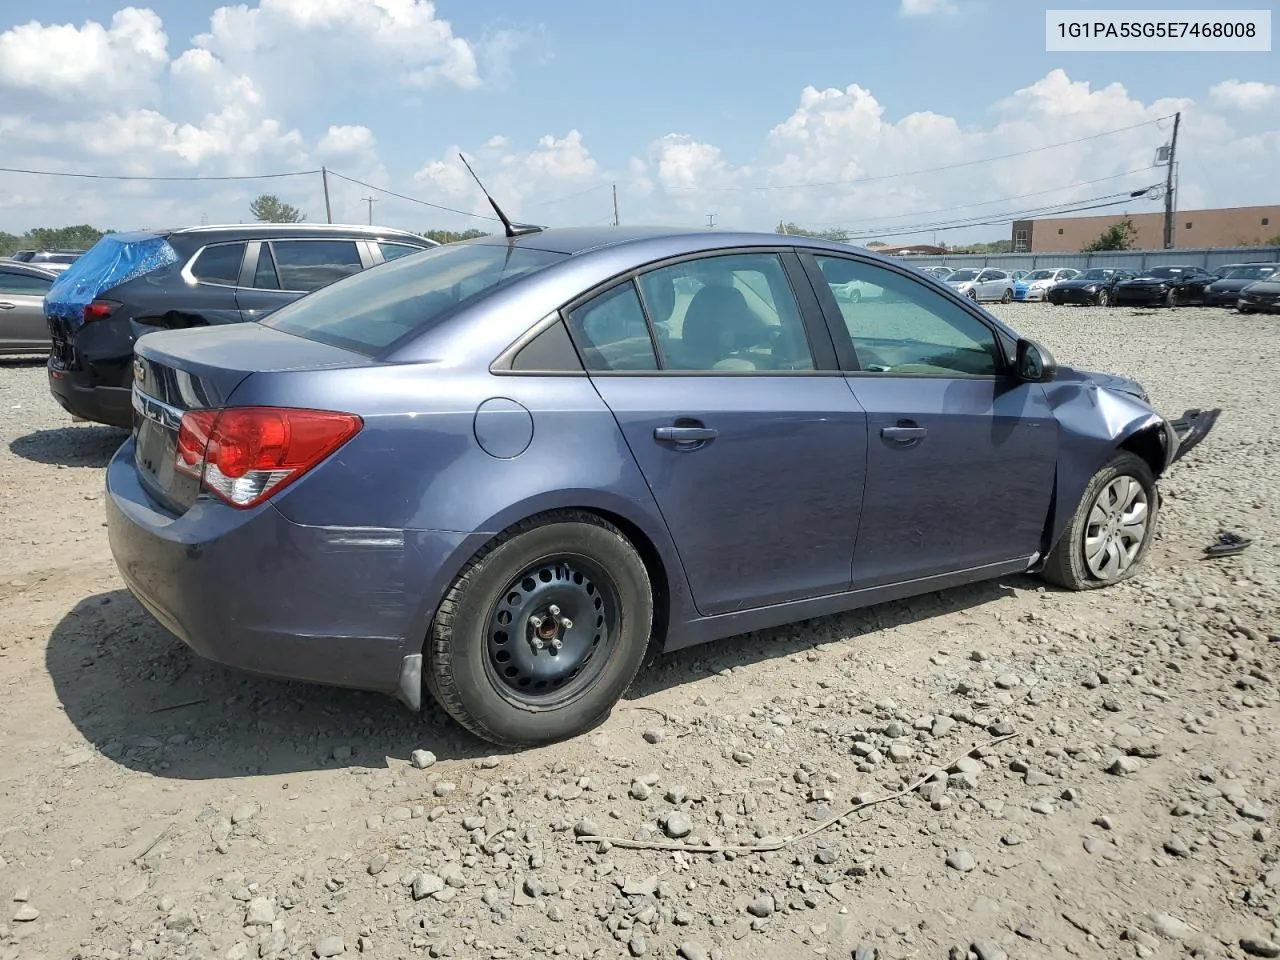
1015, 268, 1080, 302
831, 278, 885, 302
945, 268, 1014, 303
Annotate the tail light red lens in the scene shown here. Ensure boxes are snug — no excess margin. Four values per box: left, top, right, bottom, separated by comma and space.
83, 299, 121, 323
173, 407, 362, 508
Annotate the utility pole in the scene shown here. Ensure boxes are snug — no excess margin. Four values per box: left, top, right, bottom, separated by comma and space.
706, 213, 717, 229
1162, 111, 1180, 250
612, 183, 619, 226
361, 196, 377, 226
321, 167, 333, 224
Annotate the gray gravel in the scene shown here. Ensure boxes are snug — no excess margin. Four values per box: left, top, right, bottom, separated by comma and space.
0, 303, 1277, 959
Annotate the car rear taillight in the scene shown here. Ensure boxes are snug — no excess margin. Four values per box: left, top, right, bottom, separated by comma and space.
83, 299, 121, 322
173, 407, 362, 508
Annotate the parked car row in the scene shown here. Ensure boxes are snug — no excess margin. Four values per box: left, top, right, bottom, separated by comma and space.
918, 261, 1280, 311
4, 249, 85, 272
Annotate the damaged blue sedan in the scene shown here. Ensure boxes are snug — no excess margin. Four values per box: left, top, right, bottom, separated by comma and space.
104, 226, 1218, 746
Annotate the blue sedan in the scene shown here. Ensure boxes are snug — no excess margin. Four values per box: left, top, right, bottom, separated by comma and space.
106, 226, 1217, 746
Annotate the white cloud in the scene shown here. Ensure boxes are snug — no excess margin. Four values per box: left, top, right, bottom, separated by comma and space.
318, 125, 377, 156
0, 8, 168, 104
1210, 80, 1280, 111
899, 0, 958, 16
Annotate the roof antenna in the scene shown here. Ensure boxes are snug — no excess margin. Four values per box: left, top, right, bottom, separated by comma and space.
458, 153, 543, 239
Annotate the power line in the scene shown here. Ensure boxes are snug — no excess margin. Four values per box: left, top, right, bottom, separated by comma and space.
837, 188, 1161, 241
325, 169, 499, 222
671, 116, 1174, 195
0, 165, 320, 182
810, 167, 1157, 230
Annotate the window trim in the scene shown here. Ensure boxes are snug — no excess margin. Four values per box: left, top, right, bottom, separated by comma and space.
490, 311, 587, 376
558, 246, 842, 377
798, 250, 1015, 380
181, 241, 249, 289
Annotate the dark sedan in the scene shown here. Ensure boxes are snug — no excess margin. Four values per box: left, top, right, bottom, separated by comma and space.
1112, 265, 1217, 308
1237, 277, 1280, 313
1045, 268, 1135, 306
1203, 263, 1280, 307
107, 226, 1218, 746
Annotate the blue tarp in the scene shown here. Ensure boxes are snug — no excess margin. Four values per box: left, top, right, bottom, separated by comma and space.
45, 231, 178, 328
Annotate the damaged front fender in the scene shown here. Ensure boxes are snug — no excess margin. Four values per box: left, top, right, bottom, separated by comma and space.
1042, 375, 1219, 553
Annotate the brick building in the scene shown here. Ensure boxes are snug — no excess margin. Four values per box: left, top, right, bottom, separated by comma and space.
1011, 204, 1280, 253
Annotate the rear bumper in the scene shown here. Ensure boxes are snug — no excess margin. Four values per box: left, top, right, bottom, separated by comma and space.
48, 363, 133, 427
105, 438, 472, 697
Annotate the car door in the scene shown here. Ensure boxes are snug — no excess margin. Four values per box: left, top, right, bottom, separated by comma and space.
0, 266, 53, 350
564, 249, 869, 617
801, 252, 1058, 588
978, 270, 1007, 300
235, 238, 371, 321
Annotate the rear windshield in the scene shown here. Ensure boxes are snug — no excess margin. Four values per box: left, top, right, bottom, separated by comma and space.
261, 242, 566, 356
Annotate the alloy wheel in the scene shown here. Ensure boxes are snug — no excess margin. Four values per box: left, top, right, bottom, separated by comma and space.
1083, 476, 1150, 582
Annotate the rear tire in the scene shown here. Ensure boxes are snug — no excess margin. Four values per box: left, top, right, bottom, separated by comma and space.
1040, 452, 1158, 591
427, 511, 653, 746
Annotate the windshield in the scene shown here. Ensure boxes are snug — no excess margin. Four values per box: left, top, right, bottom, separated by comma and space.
948, 269, 978, 282
1078, 269, 1112, 281
1025, 270, 1055, 281
1147, 267, 1184, 278
262, 242, 566, 356
1224, 264, 1278, 281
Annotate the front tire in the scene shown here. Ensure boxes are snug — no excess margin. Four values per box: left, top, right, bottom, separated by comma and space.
967, 289, 978, 301
427, 511, 654, 746
1096, 289, 1110, 307
1000, 288, 1013, 303
1040, 452, 1158, 591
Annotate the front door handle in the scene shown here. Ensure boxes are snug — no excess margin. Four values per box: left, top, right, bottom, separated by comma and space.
654, 425, 718, 443
881, 425, 928, 444
0, 302, 14, 310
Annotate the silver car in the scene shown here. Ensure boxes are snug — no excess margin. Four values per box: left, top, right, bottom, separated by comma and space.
946, 267, 1014, 303
0, 261, 56, 354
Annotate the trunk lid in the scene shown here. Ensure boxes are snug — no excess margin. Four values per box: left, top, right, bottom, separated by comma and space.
131, 324, 369, 513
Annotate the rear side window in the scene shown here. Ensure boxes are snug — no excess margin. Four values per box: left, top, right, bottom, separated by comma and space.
261, 242, 565, 356
378, 242, 423, 262
269, 240, 362, 292
190, 243, 246, 285
253, 245, 281, 289
0, 270, 53, 294
565, 282, 658, 371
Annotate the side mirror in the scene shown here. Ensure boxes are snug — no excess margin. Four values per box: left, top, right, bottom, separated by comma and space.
1015, 337, 1056, 383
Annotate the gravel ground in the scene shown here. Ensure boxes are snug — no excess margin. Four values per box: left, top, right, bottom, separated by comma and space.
0, 303, 1277, 960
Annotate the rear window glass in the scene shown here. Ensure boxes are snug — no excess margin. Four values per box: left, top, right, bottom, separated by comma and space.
261, 242, 565, 355
191, 243, 246, 284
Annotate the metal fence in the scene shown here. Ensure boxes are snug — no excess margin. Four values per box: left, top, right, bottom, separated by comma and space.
895, 245, 1280, 272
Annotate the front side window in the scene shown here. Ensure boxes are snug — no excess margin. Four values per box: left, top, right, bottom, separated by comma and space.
269, 240, 363, 292
0, 270, 53, 294
565, 282, 658, 372
814, 255, 1001, 377
190, 243, 246, 285
635, 253, 814, 372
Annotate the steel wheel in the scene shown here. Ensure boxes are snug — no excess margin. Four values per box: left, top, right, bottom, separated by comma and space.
484, 556, 617, 708
1082, 476, 1150, 582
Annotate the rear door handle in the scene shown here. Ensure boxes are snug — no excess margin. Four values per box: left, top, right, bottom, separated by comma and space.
881, 425, 928, 443
654, 426, 718, 443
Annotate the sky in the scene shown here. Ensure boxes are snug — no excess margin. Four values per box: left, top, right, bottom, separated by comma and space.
0, 0, 1277, 245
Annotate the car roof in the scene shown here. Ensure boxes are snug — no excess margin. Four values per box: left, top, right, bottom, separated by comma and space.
0, 260, 58, 279
155, 223, 434, 245
469, 225, 880, 258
